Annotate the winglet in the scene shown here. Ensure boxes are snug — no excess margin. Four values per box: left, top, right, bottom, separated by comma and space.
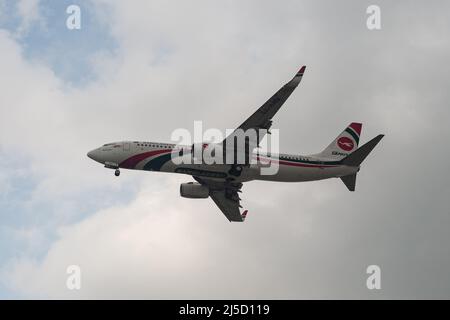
290, 66, 306, 86
241, 210, 248, 221
297, 65, 306, 76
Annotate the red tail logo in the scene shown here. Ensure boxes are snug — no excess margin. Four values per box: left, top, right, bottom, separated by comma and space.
337, 137, 354, 151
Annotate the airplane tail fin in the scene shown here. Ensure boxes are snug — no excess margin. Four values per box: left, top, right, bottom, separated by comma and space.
339, 134, 384, 192
316, 123, 362, 160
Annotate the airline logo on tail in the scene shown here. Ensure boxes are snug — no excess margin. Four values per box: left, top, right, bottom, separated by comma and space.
336, 123, 362, 152
337, 137, 354, 151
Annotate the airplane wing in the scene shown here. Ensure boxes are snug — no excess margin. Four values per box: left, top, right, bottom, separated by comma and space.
210, 191, 246, 222
194, 176, 248, 222
222, 66, 306, 151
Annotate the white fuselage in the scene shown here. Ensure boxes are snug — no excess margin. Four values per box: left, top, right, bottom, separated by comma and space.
87, 141, 359, 183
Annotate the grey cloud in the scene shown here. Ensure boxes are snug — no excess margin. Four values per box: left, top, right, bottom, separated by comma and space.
1, 0, 450, 298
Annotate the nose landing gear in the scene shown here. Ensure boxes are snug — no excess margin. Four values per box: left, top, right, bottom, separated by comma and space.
115, 169, 120, 177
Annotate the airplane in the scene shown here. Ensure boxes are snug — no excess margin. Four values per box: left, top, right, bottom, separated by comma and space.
87, 66, 384, 222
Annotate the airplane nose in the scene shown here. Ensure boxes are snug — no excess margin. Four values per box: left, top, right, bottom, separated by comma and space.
87, 149, 97, 160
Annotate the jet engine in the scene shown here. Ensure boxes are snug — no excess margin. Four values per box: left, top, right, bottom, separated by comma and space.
180, 182, 209, 199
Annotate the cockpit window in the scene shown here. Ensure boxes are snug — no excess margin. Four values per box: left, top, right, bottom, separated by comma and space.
103, 143, 115, 147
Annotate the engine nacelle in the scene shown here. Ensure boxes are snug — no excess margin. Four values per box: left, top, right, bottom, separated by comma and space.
180, 182, 209, 199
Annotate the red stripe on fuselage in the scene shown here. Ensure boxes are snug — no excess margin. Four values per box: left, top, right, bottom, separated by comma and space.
120, 151, 338, 170
119, 149, 172, 169
278, 160, 338, 168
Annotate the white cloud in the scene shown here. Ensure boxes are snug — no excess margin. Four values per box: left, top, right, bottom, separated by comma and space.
1, 176, 332, 299
15, 0, 44, 37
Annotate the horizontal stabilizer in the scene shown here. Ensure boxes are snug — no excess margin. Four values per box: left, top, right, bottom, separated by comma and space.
342, 134, 384, 167
341, 173, 357, 191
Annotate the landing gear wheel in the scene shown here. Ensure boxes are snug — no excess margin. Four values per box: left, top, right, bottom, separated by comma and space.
115, 169, 120, 177
228, 165, 243, 177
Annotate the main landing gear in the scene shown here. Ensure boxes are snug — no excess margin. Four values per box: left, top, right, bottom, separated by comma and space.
114, 169, 120, 177
228, 164, 243, 177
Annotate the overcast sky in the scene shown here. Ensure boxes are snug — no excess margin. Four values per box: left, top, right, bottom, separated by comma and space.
0, 0, 449, 299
